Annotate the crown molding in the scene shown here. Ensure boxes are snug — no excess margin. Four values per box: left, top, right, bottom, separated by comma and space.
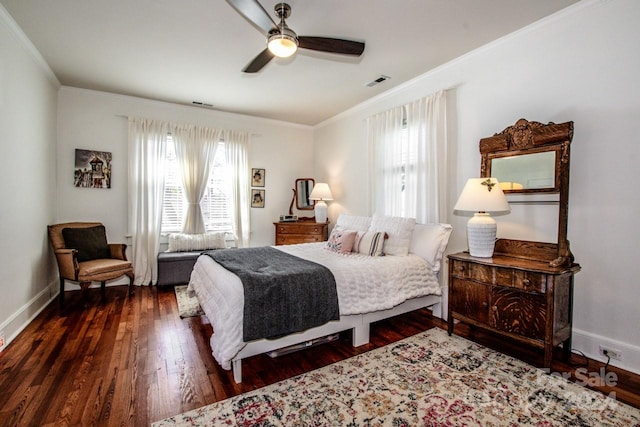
0, 3, 60, 88
315, 0, 598, 129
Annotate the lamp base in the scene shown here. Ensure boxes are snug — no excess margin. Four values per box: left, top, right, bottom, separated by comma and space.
467, 212, 497, 257
314, 201, 328, 223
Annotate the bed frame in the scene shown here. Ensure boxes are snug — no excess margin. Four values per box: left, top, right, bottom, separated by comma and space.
230, 294, 442, 383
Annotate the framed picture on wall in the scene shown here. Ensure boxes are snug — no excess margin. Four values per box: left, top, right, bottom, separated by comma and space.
74, 148, 112, 189
251, 189, 265, 208
251, 168, 265, 187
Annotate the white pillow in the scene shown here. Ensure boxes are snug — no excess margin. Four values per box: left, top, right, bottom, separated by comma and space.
409, 223, 453, 272
167, 232, 227, 252
369, 214, 416, 256
335, 214, 371, 233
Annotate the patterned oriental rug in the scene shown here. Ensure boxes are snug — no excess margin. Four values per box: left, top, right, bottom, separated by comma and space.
153, 328, 640, 426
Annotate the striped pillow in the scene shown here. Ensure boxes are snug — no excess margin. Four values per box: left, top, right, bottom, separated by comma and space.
354, 231, 387, 256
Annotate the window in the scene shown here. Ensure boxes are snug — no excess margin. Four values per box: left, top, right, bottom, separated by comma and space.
372, 112, 413, 218
368, 91, 448, 223
161, 136, 233, 234
387, 117, 412, 217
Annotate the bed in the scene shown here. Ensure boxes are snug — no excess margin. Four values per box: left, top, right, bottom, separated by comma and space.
187, 214, 452, 383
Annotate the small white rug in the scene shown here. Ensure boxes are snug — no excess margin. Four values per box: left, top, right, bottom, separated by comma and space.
174, 285, 204, 318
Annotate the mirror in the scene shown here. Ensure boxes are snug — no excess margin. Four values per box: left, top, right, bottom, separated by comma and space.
488, 149, 559, 193
480, 118, 574, 267
295, 178, 315, 210
288, 178, 316, 219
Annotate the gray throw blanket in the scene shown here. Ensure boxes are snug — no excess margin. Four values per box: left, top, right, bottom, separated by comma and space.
204, 247, 339, 341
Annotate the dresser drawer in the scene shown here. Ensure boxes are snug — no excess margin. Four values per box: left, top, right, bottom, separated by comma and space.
275, 224, 325, 235
276, 234, 325, 245
513, 270, 547, 292
451, 259, 546, 292
494, 268, 546, 292
451, 260, 493, 283
274, 221, 328, 246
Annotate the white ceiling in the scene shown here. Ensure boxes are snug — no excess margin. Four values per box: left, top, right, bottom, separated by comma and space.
1, 0, 578, 126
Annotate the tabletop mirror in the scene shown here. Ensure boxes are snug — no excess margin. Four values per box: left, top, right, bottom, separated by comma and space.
289, 178, 315, 219
479, 118, 575, 267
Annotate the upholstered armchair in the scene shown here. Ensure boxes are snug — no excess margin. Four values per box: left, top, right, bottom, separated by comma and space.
47, 222, 134, 308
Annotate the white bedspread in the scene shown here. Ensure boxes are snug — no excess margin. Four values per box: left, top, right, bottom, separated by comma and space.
188, 242, 441, 370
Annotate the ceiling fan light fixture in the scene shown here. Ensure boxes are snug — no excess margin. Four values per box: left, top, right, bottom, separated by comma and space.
229, 0, 365, 73
267, 31, 298, 58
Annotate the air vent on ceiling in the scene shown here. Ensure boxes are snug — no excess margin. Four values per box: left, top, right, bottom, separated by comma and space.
192, 101, 214, 108
366, 75, 390, 87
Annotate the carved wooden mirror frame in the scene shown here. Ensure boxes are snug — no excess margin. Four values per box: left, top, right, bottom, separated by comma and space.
480, 118, 574, 267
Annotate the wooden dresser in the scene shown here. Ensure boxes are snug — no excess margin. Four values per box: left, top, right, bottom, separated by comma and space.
274, 221, 328, 245
447, 239, 581, 367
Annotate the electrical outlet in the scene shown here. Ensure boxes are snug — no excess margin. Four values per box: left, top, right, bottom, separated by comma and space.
599, 345, 622, 361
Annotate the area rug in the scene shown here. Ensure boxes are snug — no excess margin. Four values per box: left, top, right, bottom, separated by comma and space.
152, 328, 640, 426
174, 285, 204, 318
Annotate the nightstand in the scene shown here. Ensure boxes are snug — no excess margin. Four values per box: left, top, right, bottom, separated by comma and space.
274, 221, 328, 245
447, 239, 580, 367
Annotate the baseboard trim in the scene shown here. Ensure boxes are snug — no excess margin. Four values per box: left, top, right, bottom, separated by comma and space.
0, 280, 58, 352
572, 328, 640, 375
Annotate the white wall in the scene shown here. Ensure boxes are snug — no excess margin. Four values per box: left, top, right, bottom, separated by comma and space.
57, 87, 315, 251
3, 0, 639, 375
0, 7, 59, 346
314, 0, 640, 373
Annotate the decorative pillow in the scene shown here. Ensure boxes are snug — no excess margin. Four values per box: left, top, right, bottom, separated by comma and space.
354, 231, 387, 256
335, 214, 372, 233
62, 225, 111, 262
167, 232, 227, 252
326, 227, 357, 253
369, 214, 416, 256
409, 223, 453, 272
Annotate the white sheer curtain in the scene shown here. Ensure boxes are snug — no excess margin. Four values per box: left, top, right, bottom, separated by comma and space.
368, 90, 448, 223
128, 117, 169, 286
171, 124, 222, 234
367, 105, 405, 216
224, 130, 251, 247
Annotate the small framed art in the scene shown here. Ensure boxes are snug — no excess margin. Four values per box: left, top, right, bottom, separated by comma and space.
74, 148, 112, 189
251, 168, 265, 187
251, 189, 265, 208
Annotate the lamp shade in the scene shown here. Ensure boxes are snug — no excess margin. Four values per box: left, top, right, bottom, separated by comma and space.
454, 178, 510, 213
309, 183, 333, 201
309, 183, 333, 224
454, 178, 510, 258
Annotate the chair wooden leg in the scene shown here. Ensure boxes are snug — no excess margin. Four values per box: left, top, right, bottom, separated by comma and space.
100, 281, 106, 300
127, 272, 135, 296
79, 281, 91, 307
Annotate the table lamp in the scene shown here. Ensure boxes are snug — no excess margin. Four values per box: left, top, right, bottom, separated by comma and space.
309, 183, 333, 223
454, 177, 510, 257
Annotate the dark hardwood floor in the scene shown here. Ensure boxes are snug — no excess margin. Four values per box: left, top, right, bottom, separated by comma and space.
0, 285, 638, 426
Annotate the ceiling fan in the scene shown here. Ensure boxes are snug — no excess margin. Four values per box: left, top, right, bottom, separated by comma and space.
226, 0, 365, 73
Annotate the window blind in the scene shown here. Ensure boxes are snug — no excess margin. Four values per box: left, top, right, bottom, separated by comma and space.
161, 137, 233, 234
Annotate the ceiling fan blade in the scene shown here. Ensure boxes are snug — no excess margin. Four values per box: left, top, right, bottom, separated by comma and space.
298, 37, 365, 56
226, 0, 277, 35
242, 48, 275, 73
